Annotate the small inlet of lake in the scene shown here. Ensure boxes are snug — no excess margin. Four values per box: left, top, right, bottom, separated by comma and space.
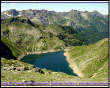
21, 50, 77, 76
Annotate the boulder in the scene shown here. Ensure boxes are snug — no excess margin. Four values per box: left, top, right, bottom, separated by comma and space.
37, 69, 45, 74
13, 67, 16, 70
3, 64, 9, 67
29, 65, 36, 70
24, 67, 29, 70
3, 67, 7, 70
16, 67, 24, 71
32, 68, 38, 72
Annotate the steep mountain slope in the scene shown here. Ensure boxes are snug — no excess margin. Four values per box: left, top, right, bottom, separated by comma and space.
65, 38, 108, 80
1, 9, 108, 44
1, 16, 86, 58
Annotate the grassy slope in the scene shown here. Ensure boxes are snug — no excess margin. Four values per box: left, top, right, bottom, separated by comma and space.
68, 38, 108, 80
1, 57, 108, 86
1, 17, 86, 58
1, 58, 75, 84
1, 17, 65, 58
1, 37, 23, 57
49, 11, 108, 44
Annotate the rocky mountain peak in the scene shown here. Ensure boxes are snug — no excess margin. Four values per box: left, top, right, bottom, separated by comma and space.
70, 9, 78, 13
92, 10, 103, 17
7, 9, 19, 16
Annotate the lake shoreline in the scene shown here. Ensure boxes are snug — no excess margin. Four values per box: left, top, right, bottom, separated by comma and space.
17, 49, 62, 60
64, 48, 84, 77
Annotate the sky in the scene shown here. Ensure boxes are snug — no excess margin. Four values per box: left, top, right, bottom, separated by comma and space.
1, 2, 108, 15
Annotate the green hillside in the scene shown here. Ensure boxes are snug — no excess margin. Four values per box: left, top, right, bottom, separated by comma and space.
67, 38, 108, 80
1, 17, 86, 58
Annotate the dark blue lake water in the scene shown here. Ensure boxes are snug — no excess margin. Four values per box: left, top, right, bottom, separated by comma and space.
21, 50, 77, 76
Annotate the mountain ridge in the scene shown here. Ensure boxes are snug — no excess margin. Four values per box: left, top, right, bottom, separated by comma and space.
1, 9, 108, 44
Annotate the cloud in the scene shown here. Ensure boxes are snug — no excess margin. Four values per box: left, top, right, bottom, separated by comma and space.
10, 3, 17, 6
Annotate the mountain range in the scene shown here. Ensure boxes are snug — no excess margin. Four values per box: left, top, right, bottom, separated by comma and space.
1, 9, 108, 44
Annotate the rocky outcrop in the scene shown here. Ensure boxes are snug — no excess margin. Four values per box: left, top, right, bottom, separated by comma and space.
2, 62, 45, 74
